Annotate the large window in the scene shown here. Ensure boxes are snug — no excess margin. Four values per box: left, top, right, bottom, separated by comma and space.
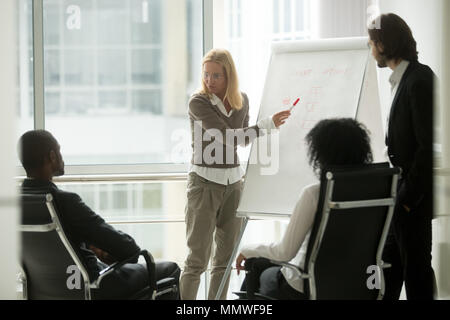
24, 0, 203, 166
18, 0, 312, 169
61, 180, 188, 262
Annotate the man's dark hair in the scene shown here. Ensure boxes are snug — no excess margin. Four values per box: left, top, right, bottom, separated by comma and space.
368, 13, 418, 62
18, 130, 59, 174
305, 118, 373, 175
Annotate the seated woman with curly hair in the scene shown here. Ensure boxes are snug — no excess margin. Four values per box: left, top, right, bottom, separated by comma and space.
235, 118, 373, 299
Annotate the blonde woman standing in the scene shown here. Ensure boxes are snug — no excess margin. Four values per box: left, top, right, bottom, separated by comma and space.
180, 48, 291, 300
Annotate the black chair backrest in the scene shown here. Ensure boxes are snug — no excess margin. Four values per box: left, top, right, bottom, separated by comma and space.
21, 192, 88, 300
304, 163, 399, 300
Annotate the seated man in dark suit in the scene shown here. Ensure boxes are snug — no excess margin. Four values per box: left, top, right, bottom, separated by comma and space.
18, 130, 180, 299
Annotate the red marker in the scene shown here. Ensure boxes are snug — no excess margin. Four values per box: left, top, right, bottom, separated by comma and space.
289, 98, 300, 111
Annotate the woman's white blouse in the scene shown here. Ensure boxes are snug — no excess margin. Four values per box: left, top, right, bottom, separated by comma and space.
240, 183, 320, 293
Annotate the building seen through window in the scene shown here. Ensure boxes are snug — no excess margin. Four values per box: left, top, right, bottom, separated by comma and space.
16, 0, 202, 165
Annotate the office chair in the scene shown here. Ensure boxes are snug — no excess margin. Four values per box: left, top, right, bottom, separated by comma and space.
19, 191, 178, 300
235, 163, 401, 300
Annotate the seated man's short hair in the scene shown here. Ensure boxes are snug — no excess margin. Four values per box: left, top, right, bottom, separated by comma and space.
18, 130, 58, 173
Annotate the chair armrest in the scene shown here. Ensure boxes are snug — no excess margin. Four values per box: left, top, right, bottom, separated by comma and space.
155, 277, 178, 298
92, 250, 156, 290
140, 250, 157, 296
94, 250, 140, 285
233, 291, 277, 300
156, 277, 176, 289
233, 291, 248, 299
269, 260, 310, 279
254, 293, 278, 300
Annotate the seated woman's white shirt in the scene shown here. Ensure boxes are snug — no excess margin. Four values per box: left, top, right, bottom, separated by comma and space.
240, 183, 320, 293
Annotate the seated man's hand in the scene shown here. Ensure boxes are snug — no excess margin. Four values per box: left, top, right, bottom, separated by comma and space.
236, 253, 247, 275
88, 245, 117, 265
402, 204, 411, 212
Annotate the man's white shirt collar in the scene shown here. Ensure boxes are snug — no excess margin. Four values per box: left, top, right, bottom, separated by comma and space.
389, 60, 410, 91
210, 94, 233, 117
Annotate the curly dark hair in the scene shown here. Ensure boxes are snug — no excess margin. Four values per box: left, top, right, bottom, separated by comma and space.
305, 118, 373, 176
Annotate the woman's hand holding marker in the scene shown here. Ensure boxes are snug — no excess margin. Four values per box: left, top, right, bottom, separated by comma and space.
272, 110, 291, 128
272, 97, 299, 128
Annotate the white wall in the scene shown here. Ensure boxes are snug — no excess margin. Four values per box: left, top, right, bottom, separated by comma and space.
0, 0, 19, 299
435, 0, 450, 300
316, 0, 368, 38
378, 0, 450, 299
442, 1, 450, 168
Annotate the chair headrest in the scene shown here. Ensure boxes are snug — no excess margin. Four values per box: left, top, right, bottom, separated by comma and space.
320, 163, 400, 181
21, 192, 54, 225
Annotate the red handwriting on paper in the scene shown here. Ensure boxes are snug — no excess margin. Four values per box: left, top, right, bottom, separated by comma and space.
305, 102, 318, 112
282, 98, 291, 106
309, 86, 323, 99
295, 69, 313, 77
322, 67, 348, 76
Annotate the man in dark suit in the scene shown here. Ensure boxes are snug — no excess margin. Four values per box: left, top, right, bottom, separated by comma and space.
18, 130, 180, 299
368, 13, 434, 300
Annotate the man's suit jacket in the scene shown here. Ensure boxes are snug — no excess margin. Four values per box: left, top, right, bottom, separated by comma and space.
386, 60, 434, 213
22, 179, 141, 280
